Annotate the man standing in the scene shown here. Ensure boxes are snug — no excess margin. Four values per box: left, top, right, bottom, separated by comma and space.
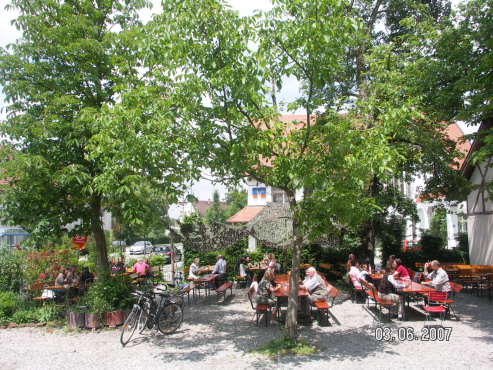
300, 267, 328, 316
422, 260, 451, 294
212, 255, 227, 289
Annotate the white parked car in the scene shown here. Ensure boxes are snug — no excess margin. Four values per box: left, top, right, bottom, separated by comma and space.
129, 241, 153, 255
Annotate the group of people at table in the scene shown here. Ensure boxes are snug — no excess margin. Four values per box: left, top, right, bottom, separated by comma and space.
347, 253, 451, 320
187, 253, 328, 325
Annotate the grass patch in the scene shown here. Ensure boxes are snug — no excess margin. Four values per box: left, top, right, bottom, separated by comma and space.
251, 335, 317, 359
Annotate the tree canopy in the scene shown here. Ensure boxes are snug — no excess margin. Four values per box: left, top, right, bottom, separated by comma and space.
0, 0, 195, 270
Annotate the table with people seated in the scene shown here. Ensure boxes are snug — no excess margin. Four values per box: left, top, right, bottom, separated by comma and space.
193, 274, 219, 304
274, 275, 309, 322
396, 280, 436, 321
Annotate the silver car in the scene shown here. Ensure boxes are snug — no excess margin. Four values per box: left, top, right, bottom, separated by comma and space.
129, 241, 153, 255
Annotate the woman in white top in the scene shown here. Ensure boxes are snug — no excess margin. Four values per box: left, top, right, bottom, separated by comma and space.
189, 258, 200, 279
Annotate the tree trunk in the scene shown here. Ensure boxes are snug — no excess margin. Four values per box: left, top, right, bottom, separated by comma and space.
285, 190, 301, 341
91, 193, 109, 272
358, 174, 380, 267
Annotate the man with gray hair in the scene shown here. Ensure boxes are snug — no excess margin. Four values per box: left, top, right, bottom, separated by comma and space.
300, 266, 328, 316
422, 260, 451, 294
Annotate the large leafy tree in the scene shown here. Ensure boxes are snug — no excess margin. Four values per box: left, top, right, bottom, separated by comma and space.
0, 0, 192, 271
146, 0, 419, 340
317, 0, 470, 263
395, 0, 493, 199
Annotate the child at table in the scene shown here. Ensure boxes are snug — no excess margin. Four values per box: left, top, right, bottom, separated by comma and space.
360, 264, 369, 281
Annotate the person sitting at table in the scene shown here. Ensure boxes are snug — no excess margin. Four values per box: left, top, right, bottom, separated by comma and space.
388, 255, 396, 265
349, 259, 362, 288
236, 254, 248, 275
211, 254, 227, 289
79, 266, 94, 285
239, 257, 253, 287
394, 258, 410, 281
378, 262, 405, 321
245, 256, 252, 269
133, 258, 150, 277
110, 259, 117, 273
267, 253, 277, 271
55, 267, 68, 286
360, 264, 369, 281
67, 265, 79, 284
422, 260, 451, 295
115, 257, 126, 272
257, 269, 281, 325
260, 254, 270, 269
347, 254, 355, 272
300, 266, 328, 315
189, 258, 200, 279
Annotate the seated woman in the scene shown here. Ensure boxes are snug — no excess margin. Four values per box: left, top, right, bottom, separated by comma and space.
133, 258, 150, 277
378, 262, 405, 320
239, 257, 253, 287
349, 259, 362, 288
55, 267, 68, 286
189, 258, 200, 279
256, 269, 281, 325
394, 258, 410, 281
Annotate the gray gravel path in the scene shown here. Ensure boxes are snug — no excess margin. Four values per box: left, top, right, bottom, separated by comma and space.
1, 287, 492, 369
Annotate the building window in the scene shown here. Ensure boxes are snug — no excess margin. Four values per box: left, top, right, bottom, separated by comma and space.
271, 187, 288, 203
458, 213, 467, 233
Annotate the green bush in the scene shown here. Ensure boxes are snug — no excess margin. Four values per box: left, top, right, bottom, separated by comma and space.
37, 302, 63, 323
0, 247, 27, 293
12, 308, 39, 324
85, 271, 134, 314
148, 255, 166, 267
0, 291, 17, 324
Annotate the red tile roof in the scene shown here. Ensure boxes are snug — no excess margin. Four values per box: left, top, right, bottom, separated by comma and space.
226, 206, 264, 223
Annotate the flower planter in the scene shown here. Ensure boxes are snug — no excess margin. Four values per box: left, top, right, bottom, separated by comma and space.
122, 309, 132, 322
67, 311, 85, 329
85, 313, 101, 329
103, 310, 124, 327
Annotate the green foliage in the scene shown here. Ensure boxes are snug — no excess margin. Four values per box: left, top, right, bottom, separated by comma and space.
147, 255, 166, 267
457, 232, 470, 264
12, 308, 39, 324
251, 334, 317, 358
429, 205, 448, 243
0, 247, 27, 293
205, 190, 227, 224
420, 232, 445, 259
85, 271, 133, 314
36, 302, 63, 323
25, 245, 74, 283
0, 291, 16, 324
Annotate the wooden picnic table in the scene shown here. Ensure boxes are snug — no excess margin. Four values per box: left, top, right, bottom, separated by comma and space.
397, 281, 436, 321
193, 274, 219, 304
275, 274, 302, 284
274, 281, 310, 322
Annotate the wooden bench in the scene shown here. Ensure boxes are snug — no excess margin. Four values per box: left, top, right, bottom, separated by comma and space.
360, 279, 396, 322
180, 283, 195, 306
236, 275, 246, 288
216, 282, 233, 303
29, 280, 56, 304
312, 282, 338, 326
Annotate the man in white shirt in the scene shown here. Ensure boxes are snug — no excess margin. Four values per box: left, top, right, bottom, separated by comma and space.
300, 267, 328, 316
422, 260, 451, 294
212, 255, 227, 288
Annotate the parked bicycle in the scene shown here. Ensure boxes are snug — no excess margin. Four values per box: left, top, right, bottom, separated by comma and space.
120, 285, 184, 346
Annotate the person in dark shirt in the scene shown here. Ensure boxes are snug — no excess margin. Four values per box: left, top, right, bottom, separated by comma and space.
79, 266, 94, 285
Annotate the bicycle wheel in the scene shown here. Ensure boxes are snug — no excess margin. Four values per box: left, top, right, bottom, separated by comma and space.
158, 303, 183, 334
137, 305, 149, 334
120, 309, 139, 346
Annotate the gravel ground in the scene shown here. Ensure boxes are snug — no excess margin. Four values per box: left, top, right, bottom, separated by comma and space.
1, 286, 492, 369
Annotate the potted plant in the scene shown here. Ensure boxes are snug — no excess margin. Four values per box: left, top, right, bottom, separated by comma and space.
85, 271, 133, 327
66, 304, 86, 329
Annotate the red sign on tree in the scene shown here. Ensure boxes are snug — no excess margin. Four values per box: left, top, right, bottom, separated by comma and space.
71, 235, 87, 250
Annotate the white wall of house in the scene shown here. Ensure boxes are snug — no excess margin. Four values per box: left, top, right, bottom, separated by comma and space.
467, 161, 493, 265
